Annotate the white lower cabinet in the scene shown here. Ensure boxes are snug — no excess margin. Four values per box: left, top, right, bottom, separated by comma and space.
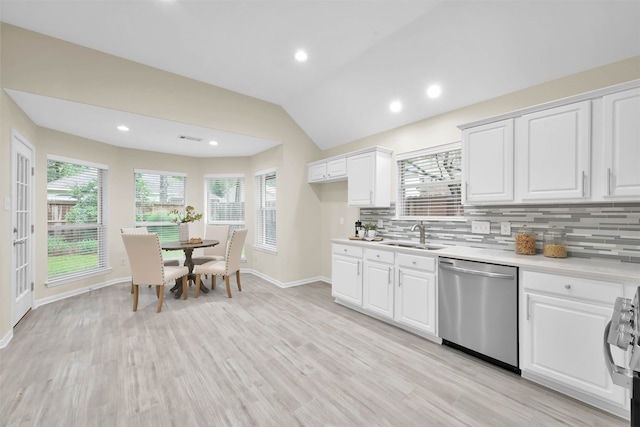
331, 244, 363, 306
521, 270, 627, 415
333, 243, 437, 339
363, 249, 395, 319
395, 260, 437, 335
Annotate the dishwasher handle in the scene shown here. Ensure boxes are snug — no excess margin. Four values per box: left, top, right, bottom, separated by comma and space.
439, 263, 515, 280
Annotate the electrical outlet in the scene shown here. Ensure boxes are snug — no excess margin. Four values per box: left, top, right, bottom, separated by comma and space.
120, 257, 126, 266
339, 217, 344, 225
501, 222, 511, 235
377, 219, 384, 228
471, 220, 491, 235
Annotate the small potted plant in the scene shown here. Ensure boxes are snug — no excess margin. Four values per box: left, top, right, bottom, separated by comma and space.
170, 205, 203, 242
364, 222, 378, 239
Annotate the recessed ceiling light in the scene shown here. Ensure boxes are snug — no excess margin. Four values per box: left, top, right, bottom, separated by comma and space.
426, 84, 442, 99
209, 140, 218, 146
117, 125, 129, 131
294, 50, 308, 62
389, 101, 402, 113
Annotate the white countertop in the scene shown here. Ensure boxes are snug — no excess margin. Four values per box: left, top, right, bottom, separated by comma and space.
333, 238, 640, 283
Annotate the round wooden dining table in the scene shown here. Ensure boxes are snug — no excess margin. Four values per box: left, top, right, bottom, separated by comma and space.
161, 239, 219, 299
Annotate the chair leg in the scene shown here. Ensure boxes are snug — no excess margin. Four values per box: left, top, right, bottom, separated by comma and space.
195, 274, 201, 298
225, 275, 232, 298
236, 270, 242, 292
133, 284, 139, 312
157, 285, 164, 313
130, 282, 134, 294
212, 275, 217, 289
182, 276, 188, 300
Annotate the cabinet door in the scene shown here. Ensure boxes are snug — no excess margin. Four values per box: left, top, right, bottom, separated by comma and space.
363, 260, 394, 319
522, 293, 626, 407
327, 158, 347, 180
331, 254, 362, 306
462, 119, 514, 204
516, 101, 591, 201
395, 268, 436, 335
347, 152, 375, 206
602, 88, 640, 199
308, 163, 327, 182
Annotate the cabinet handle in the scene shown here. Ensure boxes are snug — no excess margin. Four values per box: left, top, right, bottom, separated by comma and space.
357, 260, 360, 276
564, 284, 571, 290
370, 191, 373, 204
607, 168, 612, 196
388, 267, 392, 284
582, 171, 586, 197
398, 269, 403, 287
526, 294, 530, 320
465, 181, 469, 200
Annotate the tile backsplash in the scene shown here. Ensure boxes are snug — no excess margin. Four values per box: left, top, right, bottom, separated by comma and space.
360, 203, 640, 264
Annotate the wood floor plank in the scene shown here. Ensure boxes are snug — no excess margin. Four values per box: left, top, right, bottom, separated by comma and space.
0, 276, 628, 426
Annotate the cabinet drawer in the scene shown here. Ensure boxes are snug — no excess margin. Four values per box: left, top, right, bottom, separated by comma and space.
397, 253, 435, 272
333, 244, 363, 258
522, 270, 622, 304
365, 248, 394, 264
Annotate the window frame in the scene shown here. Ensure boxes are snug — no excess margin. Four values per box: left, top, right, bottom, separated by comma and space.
46, 155, 110, 286
395, 142, 464, 221
254, 168, 277, 254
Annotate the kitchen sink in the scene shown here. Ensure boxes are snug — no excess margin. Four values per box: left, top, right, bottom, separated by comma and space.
378, 241, 444, 250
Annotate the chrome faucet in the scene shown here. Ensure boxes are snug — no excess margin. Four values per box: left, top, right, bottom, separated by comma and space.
411, 221, 426, 244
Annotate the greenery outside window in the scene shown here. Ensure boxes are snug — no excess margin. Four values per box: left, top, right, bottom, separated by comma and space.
134, 170, 186, 259
255, 169, 276, 253
396, 142, 463, 219
47, 156, 108, 284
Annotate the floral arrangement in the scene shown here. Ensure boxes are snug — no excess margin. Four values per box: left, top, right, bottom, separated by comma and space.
169, 205, 203, 223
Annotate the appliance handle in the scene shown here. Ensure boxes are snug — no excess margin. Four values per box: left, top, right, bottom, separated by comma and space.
439, 263, 515, 280
603, 320, 633, 392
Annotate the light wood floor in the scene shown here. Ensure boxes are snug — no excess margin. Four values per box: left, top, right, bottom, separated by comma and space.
1, 275, 627, 426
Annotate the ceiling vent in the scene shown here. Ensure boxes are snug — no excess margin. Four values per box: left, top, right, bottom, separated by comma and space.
178, 135, 203, 142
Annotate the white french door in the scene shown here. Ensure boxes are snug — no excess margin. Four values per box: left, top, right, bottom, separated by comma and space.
11, 130, 34, 326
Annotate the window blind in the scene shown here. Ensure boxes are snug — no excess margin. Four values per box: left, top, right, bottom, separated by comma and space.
397, 144, 463, 218
205, 175, 245, 236
255, 170, 276, 251
134, 170, 185, 243
47, 157, 108, 281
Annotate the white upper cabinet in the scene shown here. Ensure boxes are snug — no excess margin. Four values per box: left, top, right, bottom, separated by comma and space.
462, 118, 514, 204
601, 87, 640, 199
347, 148, 391, 207
308, 163, 327, 182
308, 157, 347, 183
326, 158, 347, 180
515, 101, 591, 202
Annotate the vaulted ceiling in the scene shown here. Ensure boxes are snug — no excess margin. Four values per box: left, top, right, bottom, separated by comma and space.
1, 0, 639, 157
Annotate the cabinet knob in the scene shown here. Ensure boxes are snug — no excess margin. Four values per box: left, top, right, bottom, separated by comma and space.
564, 284, 571, 290
412, 261, 417, 265
376, 254, 380, 258
344, 248, 347, 252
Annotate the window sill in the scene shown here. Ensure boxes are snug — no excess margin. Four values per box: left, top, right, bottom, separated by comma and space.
46, 267, 113, 288
253, 245, 277, 255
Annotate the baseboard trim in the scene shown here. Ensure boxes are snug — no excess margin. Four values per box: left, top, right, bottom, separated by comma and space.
242, 269, 329, 288
35, 277, 130, 308
0, 328, 14, 349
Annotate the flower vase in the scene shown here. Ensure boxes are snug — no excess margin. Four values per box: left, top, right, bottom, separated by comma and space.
178, 223, 190, 242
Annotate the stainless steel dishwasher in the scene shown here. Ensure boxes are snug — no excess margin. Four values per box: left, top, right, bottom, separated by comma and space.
438, 257, 519, 373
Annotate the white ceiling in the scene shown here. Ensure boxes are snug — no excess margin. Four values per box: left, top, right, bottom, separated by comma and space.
1, 0, 639, 157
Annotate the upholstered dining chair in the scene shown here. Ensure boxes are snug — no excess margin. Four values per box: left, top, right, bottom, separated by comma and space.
121, 233, 193, 312
121, 227, 180, 266
192, 225, 229, 265
194, 228, 247, 298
